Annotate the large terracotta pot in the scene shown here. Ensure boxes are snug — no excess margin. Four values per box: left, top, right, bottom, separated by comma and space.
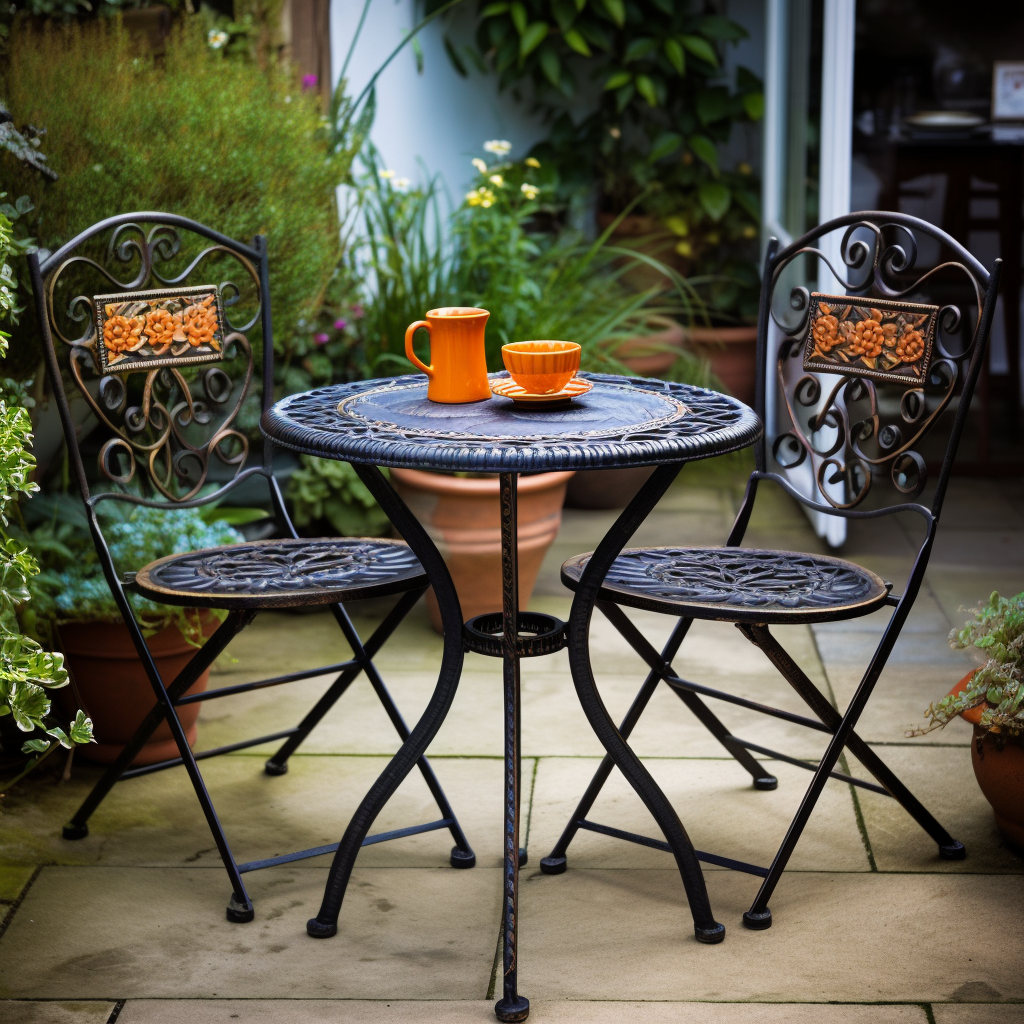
611, 315, 687, 376
58, 620, 211, 766
390, 468, 574, 634
682, 325, 759, 407
947, 672, 1024, 851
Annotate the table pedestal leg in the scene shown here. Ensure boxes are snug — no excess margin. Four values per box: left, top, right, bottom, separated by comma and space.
495, 472, 530, 1023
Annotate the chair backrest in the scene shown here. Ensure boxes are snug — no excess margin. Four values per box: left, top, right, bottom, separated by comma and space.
28, 213, 277, 512
753, 211, 1000, 526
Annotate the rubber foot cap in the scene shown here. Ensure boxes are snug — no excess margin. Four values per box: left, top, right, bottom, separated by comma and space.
226, 895, 254, 923
307, 917, 337, 938
695, 921, 726, 944
63, 822, 89, 841
539, 855, 566, 875
518, 847, 528, 867
494, 995, 530, 1022
450, 847, 476, 869
754, 776, 778, 791
743, 908, 773, 930
940, 840, 966, 860
264, 759, 288, 777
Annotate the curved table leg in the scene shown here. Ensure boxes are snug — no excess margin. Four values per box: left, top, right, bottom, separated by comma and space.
307, 463, 471, 938
565, 462, 725, 944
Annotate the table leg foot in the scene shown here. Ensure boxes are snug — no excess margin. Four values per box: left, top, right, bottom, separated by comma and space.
495, 995, 530, 1022
450, 847, 476, 869
742, 908, 772, 930
754, 776, 778, 791
306, 917, 338, 938
539, 855, 566, 875
263, 758, 288, 777
695, 921, 726, 943
226, 893, 254, 923
518, 847, 528, 867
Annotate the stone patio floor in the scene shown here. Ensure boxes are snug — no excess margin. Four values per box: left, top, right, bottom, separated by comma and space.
1, 458, 1022, 1023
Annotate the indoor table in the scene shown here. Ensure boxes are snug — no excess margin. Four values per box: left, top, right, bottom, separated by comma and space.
261, 370, 760, 1022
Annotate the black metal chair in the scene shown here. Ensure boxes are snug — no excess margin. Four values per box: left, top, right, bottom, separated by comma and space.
540, 212, 1000, 929
28, 213, 475, 923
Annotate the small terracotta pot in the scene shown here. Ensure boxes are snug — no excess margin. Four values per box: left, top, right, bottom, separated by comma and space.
682, 325, 759, 406
612, 315, 687, 376
946, 672, 1024, 851
58, 620, 211, 766
390, 468, 574, 634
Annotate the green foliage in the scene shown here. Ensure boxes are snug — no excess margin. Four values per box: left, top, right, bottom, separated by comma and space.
917, 592, 1024, 743
2, 19, 342, 389
286, 458, 391, 538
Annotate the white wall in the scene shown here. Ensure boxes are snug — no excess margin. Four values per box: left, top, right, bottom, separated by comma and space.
330, 0, 548, 205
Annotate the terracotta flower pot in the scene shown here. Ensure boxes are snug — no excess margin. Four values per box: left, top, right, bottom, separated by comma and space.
58, 620, 211, 766
946, 672, 1024, 851
682, 324, 759, 407
390, 468, 574, 634
596, 211, 691, 292
612, 314, 687, 376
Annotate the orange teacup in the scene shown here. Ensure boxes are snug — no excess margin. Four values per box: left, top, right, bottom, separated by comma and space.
501, 341, 581, 394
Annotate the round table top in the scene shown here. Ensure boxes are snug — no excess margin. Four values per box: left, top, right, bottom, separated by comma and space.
261, 372, 761, 473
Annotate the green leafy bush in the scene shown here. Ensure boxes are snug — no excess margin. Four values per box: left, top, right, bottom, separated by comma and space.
285, 458, 390, 538
2, 19, 342, 386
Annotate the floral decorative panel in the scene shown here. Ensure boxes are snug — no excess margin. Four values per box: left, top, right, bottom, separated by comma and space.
802, 293, 938, 386
93, 286, 225, 372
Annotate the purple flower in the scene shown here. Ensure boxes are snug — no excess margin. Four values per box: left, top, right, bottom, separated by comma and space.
302, 74, 319, 91
314, 332, 330, 345
350, 303, 365, 319
333, 318, 348, 331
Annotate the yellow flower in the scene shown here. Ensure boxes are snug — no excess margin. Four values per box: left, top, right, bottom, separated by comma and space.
466, 187, 496, 208
524, 157, 541, 168
608, 127, 621, 139
466, 189, 482, 207
737, 162, 753, 175
378, 169, 396, 180
483, 139, 512, 155
742, 225, 758, 239
675, 240, 693, 258
489, 174, 504, 187
520, 183, 539, 200
472, 157, 487, 173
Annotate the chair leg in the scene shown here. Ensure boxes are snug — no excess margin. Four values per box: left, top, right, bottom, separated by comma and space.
62, 611, 252, 840
741, 623, 964, 857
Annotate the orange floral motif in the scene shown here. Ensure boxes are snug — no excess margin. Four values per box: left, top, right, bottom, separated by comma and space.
895, 327, 924, 364
845, 318, 896, 360
144, 308, 185, 351
812, 313, 841, 352
182, 295, 220, 350
103, 314, 144, 358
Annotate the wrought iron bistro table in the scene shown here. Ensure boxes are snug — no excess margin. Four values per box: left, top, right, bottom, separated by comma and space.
261, 371, 760, 1022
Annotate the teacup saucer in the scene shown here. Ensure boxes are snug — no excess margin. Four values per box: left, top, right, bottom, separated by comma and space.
490, 376, 593, 408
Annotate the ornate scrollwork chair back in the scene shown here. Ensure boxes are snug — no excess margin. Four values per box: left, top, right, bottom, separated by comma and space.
27, 213, 474, 924
543, 211, 1000, 932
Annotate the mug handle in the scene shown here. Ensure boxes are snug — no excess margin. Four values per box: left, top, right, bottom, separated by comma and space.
405, 320, 433, 377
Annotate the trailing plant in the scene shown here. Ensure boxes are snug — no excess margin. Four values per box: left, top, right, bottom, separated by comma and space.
915, 591, 1024, 744
285, 458, 391, 538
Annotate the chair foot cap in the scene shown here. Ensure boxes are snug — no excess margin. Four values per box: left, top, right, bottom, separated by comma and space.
306, 917, 337, 938
743, 908, 772, 930
226, 895, 254, 923
695, 921, 726, 944
494, 995, 530, 1022
754, 776, 778, 791
63, 822, 89, 841
450, 847, 476, 869
940, 840, 966, 860
264, 760, 288, 777
518, 847, 528, 867
539, 856, 567, 875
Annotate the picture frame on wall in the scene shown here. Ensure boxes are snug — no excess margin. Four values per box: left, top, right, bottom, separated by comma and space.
992, 62, 1024, 121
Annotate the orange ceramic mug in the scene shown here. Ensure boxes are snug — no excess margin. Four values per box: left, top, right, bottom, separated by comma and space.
405, 306, 492, 403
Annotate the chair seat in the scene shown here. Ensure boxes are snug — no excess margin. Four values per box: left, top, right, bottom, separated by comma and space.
561, 546, 890, 624
132, 538, 426, 610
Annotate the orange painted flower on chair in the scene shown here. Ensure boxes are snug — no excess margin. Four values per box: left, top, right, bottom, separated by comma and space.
894, 327, 925, 365
812, 313, 841, 352
144, 308, 186, 352
103, 314, 144, 362
845, 318, 896, 360
182, 295, 220, 350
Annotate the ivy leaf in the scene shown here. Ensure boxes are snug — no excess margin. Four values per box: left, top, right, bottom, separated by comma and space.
574, 0, 586, 9
743, 91, 765, 120
510, 1, 527, 35
615, 83, 635, 113
519, 22, 549, 60
603, 70, 632, 91
8, 679, 50, 732
624, 37, 657, 63
698, 181, 732, 221
480, 2, 510, 15
551, 0, 577, 32
680, 34, 719, 67
699, 14, 748, 41
597, 0, 625, 28
539, 45, 561, 87
687, 133, 719, 171
648, 0, 673, 13
563, 28, 592, 56
649, 131, 682, 161
46, 725, 71, 749
635, 74, 658, 107
695, 87, 731, 125
21, 738, 51, 754
664, 38, 685, 75
69, 710, 94, 745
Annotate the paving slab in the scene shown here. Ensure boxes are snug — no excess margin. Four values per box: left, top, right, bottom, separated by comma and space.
0, 756, 508, 870
0, 866, 501, 1000
115, 998, 930, 1023
0, 864, 36, 902
932, 1006, 1024, 1023
0, 1001, 116, 1023
528, 757, 869, 872
850, 746, 1024, 874
516, 870, 1024, 1002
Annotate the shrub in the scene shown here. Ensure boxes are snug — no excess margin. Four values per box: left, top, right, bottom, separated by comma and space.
2, 19, 341, 386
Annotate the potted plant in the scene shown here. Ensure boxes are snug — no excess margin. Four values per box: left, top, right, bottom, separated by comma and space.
915, 591, 1024, 850
20, 497, 244, 766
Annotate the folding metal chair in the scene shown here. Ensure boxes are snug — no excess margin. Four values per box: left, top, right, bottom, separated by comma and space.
28, 213, 475, 923
540, 212, 1000, 929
